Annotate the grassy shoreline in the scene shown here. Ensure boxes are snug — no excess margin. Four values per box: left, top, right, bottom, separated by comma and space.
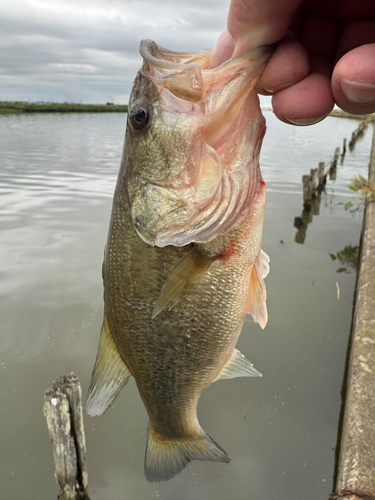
0, 101, 374, 120
0, 101, 128, 114
329, 109, 375, 121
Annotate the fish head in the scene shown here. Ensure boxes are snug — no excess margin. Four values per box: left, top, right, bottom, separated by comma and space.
124, 39, 272, 247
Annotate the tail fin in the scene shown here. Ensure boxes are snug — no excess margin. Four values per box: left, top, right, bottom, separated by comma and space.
145, 424, 230, 482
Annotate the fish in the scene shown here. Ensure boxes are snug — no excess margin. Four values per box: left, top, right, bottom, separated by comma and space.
86, 39, 272, 482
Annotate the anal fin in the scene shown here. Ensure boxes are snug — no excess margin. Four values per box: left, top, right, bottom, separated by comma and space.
214, 348, 262, 382
152, 247, 214, 318
86, 312, 132, 417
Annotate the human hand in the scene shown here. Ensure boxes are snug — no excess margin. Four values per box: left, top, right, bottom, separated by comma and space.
212, 0, 375, 125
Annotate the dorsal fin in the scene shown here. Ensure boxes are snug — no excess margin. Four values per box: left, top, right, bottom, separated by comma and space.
152, 247, 214, 318
86, 312, 132, 417
246, 249, 269, 329
214, 349, 262, 382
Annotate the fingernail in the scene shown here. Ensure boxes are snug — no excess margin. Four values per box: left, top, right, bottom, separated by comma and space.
283, 115, 327, 126
341, 79, 375, 105
263, 84, 292, 95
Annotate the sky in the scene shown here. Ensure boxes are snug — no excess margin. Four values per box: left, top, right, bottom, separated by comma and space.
0, 0, 232, 104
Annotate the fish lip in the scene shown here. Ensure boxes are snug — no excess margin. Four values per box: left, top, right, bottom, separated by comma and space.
140, 40, 193, 72
139, 39, 213, 69
139, 40, 208, 103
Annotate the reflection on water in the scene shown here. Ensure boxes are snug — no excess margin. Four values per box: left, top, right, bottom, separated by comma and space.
294, 191, 324, 244
0, 112, 373, 500
329, 246, 359, 274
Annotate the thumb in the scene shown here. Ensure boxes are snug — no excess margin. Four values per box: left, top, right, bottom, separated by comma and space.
227, 0, 302, 56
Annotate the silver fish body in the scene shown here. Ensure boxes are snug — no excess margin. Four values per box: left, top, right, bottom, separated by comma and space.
86, 40, 271, 482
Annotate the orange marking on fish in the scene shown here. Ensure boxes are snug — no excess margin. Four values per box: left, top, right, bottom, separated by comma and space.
219, 241, 238, 260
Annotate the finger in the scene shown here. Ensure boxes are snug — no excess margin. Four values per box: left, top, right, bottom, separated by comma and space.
302, 0, 375, 20
335, 20, 375, 61
332, 43, 375, 114
226, 0, 303, 56
212, 28, 235, 67
299, 11, 341, 59
256, 39, 309, 94
272, 73, 334, 125
308, 53, 332, 79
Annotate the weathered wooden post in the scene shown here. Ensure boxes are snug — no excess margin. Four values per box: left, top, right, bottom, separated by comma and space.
318, 162, 326, 190
310, 168, 318, 198
44, 373, 90, 500
329, 146, 340, 180
302, 174, 312, 210
340, 138, 347, 164
349, 120, 369, 151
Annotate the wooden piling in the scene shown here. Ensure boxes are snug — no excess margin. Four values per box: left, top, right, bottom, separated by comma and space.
341, 138, 347, 164
318, 162, 326, 190
44, 373, 90, 500
330, 146, 340, 180
296, 120, 372, 249
310, 168, 318, 197
302, 174, 312, 210
349, 120, 370, 151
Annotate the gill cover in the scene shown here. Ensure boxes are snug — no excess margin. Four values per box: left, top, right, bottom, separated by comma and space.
126, 40, 272, 247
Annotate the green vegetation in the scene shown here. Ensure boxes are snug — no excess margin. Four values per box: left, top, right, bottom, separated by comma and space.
0, 101, 128, 114
329, 109, 375, 121
1, 102, 374, 119
329, 245, 359, 274
339, 175, 375, 214
348, 174, 375, 200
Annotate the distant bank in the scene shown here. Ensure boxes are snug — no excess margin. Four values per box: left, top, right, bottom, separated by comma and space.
0, 101, 374, 121
0, 101, 128, 114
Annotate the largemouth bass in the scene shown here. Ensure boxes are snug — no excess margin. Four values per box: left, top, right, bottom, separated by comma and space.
86, 39, 271, 482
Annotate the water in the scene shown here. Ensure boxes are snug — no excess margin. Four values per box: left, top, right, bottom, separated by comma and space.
0, 111, 372, 499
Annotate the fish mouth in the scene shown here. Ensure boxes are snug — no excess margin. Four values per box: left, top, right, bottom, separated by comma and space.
139, 40, 212, 103
130, 41, 272, 247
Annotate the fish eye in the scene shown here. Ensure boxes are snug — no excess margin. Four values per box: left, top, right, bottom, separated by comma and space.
129, 104, 150, 130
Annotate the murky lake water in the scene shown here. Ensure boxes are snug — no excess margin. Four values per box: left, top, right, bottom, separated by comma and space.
0, 111, 373, 500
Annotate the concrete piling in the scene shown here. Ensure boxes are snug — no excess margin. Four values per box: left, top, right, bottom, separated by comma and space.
333, 124, 375, 498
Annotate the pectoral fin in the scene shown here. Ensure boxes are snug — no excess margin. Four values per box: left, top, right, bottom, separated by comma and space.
152, 247, 214, 318
214, 348, 262, 382
86, 312, 132, 417
246, 249, 269, 329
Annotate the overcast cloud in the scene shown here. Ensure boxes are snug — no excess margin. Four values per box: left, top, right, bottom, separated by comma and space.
0, 0, 230, 103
